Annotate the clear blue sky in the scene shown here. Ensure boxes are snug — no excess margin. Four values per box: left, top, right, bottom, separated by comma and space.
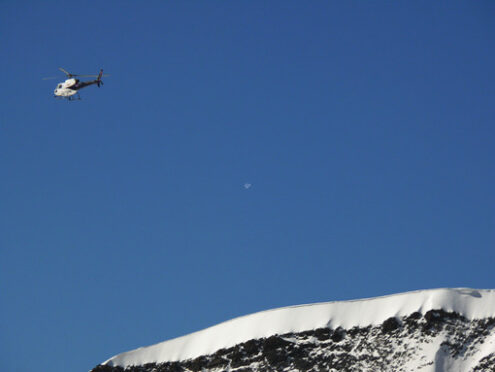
1, 1, 494, 371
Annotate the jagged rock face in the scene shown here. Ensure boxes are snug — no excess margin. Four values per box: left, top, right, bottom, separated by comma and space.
92, 310, 495, 372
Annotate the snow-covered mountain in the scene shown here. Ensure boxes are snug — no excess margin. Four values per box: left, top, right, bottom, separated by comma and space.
91, 288, 495, 372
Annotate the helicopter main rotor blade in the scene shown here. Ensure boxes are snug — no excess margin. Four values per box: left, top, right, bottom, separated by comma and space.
76, 74, 109, 78
78, 73, 110, 77
54, 68, 109, 79
59, 67, 72, 76
58, 73, 110, 78
42, 76, 58, 80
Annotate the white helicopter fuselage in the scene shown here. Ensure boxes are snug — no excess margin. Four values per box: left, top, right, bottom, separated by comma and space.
54, 78, 78, 97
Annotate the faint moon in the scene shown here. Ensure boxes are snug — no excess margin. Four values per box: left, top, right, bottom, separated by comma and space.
244, 183, 252, 189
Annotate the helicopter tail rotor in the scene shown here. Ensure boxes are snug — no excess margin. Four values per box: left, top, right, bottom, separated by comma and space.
97, 69, 104, 87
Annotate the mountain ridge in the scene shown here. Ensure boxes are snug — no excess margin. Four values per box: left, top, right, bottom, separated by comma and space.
100, 288, 495, 369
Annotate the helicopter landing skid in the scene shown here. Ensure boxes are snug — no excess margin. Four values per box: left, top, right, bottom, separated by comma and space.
67, 93, 81, 101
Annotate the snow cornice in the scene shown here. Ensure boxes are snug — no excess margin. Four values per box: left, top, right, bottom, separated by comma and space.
104, 288, 495, 367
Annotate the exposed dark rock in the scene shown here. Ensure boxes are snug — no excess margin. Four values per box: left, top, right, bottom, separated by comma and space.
313, 327, 331, 341
382, 316, 401, 333
473, 353, 495, 372
330, 326, 346, 342
242, 339, 260, 355
91, 365, 124, 372
263, 335, 291, 351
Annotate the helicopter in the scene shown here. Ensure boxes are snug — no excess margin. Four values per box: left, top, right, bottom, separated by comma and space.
44, 68, 109, 100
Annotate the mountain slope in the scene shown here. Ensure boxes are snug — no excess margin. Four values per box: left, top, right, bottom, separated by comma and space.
92, 288, 495, 372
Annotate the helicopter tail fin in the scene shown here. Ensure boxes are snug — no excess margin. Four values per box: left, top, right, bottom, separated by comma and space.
97, 69, 104, 87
